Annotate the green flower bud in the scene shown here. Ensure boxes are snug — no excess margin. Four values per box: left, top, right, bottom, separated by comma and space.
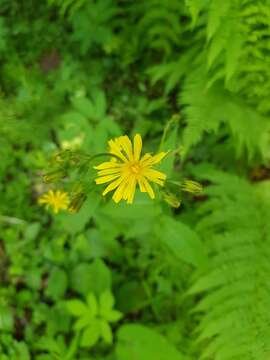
68, 191, 87, 213
162, 191, 181, 208
43, 169, 67, 184
181, 180, 203, 194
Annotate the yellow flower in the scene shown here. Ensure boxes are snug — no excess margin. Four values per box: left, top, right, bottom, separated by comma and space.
38, 190, 69, 214
94, 134, 167, 204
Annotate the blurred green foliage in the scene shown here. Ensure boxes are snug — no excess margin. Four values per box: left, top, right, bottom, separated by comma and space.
1, 0, 270, 359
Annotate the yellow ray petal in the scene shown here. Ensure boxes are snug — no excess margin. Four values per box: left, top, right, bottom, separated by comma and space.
118, 135, 134, 161
97, 168, 122, 176
127, 177, 136, 204
108, 139, 128, 162
141, 151, 168, 166
102, 175, 128, 196
143, 168, 166, 181
138, 178, 147, 193
95, 174, 121, 185
122, 176, 136, 202
144, 176, 164, 186
112, 177, 130, 203
141, 177, 155, 199
94, 161, 122, 170
133, 134, 142, 161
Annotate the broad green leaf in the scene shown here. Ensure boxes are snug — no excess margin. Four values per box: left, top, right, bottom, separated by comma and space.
116, 281, 148, 313
156, 216, 207, 268
46, 268, 68, 300
71, 259, 111, 296
71, 263, 95, 296
116, 324, 185, 360
86, 259, 112, 296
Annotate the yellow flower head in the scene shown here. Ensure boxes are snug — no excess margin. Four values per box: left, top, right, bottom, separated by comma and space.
94, 134, 167, 204
38, 190, 69, 214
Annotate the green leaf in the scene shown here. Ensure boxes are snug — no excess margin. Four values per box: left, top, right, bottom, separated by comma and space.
74, 315, 92, 331
116, 324, 185, 360
46, 268, 68, 300
156, 216, 207, 269
80, 320, 100, 348
71, 259, 111, 296
71, 263, 94, 296
71, 96, 95, 118
0, 306, 13, 332
87, 293, 98, 317
207, 0, 231, 41
99, 291, 114, 314
100, 319, 113, 344
87, 259, 112, 296
105, 309, 123, 323
59, 193, 99, 235
66, 300, 87, 317
116, 281, 148, 314
24, 222, 40, 241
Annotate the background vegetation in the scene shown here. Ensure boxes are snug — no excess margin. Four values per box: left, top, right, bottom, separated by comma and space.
1, 0, 270, 359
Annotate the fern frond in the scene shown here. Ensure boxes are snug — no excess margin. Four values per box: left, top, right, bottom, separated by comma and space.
180, 66, 269, 159
48, 0, 87, 16
185, 0, 270, 114
189, 169, 270, 359
136, 0, 187, 57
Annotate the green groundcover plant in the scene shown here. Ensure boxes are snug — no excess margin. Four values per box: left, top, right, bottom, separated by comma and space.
0, 0, 270, 359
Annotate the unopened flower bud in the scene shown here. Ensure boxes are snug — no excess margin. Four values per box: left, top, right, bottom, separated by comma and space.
68, 192, 87, 213
43, 169, 67, 184
181, 180, 203, 194
163, 191, 181, 208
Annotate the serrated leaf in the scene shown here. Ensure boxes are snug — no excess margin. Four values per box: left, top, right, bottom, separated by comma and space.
207, 0, 231, 41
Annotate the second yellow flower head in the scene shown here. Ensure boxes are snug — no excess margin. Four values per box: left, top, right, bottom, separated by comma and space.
94, 134, 167, 204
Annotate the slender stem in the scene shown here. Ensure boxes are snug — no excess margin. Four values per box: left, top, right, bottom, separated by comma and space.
159, 115, 180, 151
88, 152, 123, 163
166, 179, 182, 187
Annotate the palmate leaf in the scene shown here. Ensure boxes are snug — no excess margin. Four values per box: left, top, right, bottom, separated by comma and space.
189, 169, 270, 359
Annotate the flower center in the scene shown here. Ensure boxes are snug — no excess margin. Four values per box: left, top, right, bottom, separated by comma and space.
129, 162, 141, 175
